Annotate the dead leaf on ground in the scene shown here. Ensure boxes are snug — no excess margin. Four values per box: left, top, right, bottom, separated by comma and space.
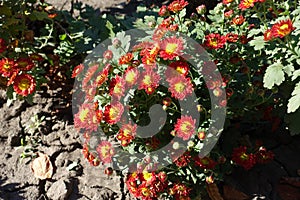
30, 152, 53, 180
206, 183, 224, 200
223, 185, 249, 200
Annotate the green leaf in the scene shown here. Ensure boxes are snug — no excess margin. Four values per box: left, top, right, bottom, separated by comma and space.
248, 28, 263, 37
287, 82, 300, 113
285, 108, 300, 135
292, 69, 300, 81
179, 8, 186, 19
263, 61, 285, 89
105, 20, 115, 38
29, 11, 49, 21
249, 36, 266, 51
59, 34, 67, 41
283, 64, 294, 77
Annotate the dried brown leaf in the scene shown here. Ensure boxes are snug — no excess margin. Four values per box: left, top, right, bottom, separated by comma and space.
206, 183, 224, 200
30, 152, 53, 180
223, 185, 249, 200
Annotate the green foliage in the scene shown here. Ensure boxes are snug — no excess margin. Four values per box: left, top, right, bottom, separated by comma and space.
263, 62, 285, 89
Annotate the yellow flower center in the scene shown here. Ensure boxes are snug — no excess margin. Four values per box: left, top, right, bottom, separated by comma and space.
201, 158, 209, 165
181, 121, 192, 132
280, 24, 289, 30
114, 83, 122, 95
240, 153, 249, 160
209, 39, 218, 47
244, 0, 255, 7
79, 108, 89, 122
18, 78, 30, 90
3, 63, 12, 70
166, 43, 178, 54
143, 171, 153, 181
101, 145, 110, 157
143, 75, 152, 85
174, 81, 185, 93
141, 187, 151, 196
176, 66, 187, 75
109, 106, 119, 119
125, 71, 136, 84
278, 24, 290, 36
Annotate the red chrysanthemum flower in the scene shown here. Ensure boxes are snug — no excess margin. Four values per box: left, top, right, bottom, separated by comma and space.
103, 50, 113, 60
138, 69, 161, 94
141, 171, 157, 186
124, 67, 139, 87
138, 183, 156, 199
194, 156, 217, 169
166, 61, 190, 80
0, 38, 7, 53
159, 17, 174, 29
159, 36, 184, 60
95, 64, 110, 87
0, 58, 16, 77
271, 19, 295, 38
168, 0, 189, 13
74, 103, 99, 131
82, 64, 99, 88
239, 0, 256, 10
232, 15, 245, 25
6, 70, 19, 86
168, 76, 193, 100
204, 33, 226, 49
126, 172, 140, 196
223, 0, 233, 4
159, 5, 170, 16
116, 123, 137, 146
109, 75, 126, 100
232, 146, 256, 170
255, 147, 274, 164
153, 27, 168, 41
264, 29, 274, 41
15, 58, 34, 71
119, 52, 134, 65
83, 83, 97, 102
174, 152, 191, 167
169, 24, 179, 32
224, 10, 234, 18
226, 33, 239, 43
13, 73, 36, 96
103, 102, 124, 125
132, 171, 168, 199
72, 64, 84, 78
96, 141, 115, 164
169, 183, 191, 200
174, 115, 196, 140
140, 43, 160, 65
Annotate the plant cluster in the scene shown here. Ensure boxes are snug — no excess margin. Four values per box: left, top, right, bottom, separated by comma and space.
71, 0, 300, 198
1, 0, 300, 199
0, 0, 117, 102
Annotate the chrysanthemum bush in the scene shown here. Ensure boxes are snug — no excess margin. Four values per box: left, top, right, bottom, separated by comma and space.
71, 0, 300, 199
0, 0, 115, 102
0, 0, 49, 101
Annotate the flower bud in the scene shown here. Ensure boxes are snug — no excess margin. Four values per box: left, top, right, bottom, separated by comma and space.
190, 12, 198, 20
104, 167, 113, 175
196, 5, 206, 15
112, 38, 121, 48
103, 50, 113, 60
159, 5, 170, 16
